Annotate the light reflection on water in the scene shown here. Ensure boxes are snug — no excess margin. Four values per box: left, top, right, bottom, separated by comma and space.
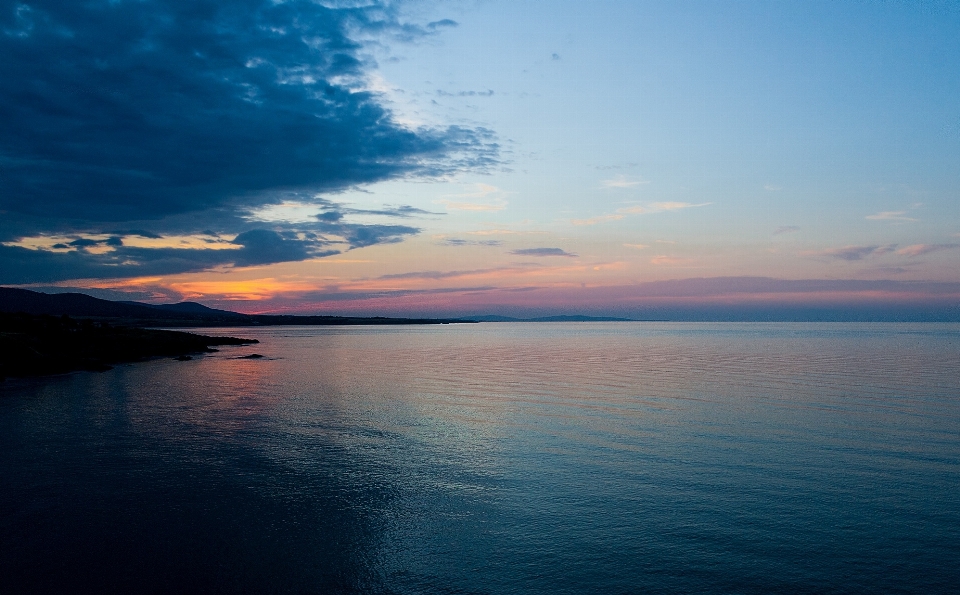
2, 322, 959, 594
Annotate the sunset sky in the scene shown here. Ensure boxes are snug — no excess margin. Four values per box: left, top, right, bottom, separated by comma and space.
2, 0, 960, 318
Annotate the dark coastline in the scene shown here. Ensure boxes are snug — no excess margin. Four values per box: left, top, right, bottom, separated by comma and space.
0, 287, 476, 379
0, 287, 475, 327
0, 312, 257, 380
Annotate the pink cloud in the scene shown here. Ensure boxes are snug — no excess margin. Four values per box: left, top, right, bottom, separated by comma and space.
650, 255, 691, 266
896, 243, 960, 257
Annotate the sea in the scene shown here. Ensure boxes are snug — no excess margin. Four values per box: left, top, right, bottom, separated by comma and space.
2, 322, 959, 594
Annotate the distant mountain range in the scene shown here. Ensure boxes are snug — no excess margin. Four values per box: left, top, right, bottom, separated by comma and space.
0, 288, 471, 326
0, 288, 640, 326
467, 314, 635, 322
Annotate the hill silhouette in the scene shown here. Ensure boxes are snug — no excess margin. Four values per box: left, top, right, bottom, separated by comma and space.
0, 288, 471, 326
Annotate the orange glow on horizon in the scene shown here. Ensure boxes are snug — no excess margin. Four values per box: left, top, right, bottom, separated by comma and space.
168, 278, 321, 301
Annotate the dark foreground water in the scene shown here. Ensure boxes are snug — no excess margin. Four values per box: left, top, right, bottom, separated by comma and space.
2, 322, 959, 594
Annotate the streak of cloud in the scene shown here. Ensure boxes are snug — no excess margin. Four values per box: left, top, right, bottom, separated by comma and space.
378, 267, 523, 281
574, 201, 710, 226
466, 229, 546, 236
438, 200, 508, 212
436, 89, 495, 97
437, 183, 508, 211
650, 255, 692, 266
866, 211, 917, 222
571, 214, 624, 226
896, 243, 960, 257
807, 245, 899, 261
439, 238, 503, 247
600, 175, 648, 189
511, 248, 578, 257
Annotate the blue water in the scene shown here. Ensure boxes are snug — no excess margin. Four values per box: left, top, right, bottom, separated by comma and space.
2, 322, 959, 594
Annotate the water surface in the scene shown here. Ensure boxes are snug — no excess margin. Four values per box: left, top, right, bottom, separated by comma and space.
2, 322, 959, 594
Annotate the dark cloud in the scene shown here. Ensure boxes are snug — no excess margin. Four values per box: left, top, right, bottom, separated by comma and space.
317, 211, 345, 222
68, 238, 102, 248
230, 229, 312, 266
63, 235, 124, 249
511, 248, 577, 257
0, 0, 496, 283
342, 224, 418, 249
109, 230, 164, 239
0, 227, 346, 283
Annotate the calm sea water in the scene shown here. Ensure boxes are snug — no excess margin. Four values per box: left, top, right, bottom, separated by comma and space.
2, 322, 959, 594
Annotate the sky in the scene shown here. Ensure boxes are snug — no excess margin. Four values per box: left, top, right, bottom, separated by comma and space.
2, 0, 960, 319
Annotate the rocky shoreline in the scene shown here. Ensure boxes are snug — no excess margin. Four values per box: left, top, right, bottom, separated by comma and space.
0, 312, 257, 380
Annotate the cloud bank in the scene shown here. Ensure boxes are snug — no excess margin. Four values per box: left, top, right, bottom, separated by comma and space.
0, 0, 496, 283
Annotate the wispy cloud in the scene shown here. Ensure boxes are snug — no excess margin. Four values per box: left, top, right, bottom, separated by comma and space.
378, 267, 524, 281
896, 243, 960, 257
466, 229, 545, 236
650, 202, 711, 211
650, 255, 692, 266
764, 185, 782, 191
595, 162, 638, 171
427, 19, 459, 30
774, 225, 800, 235
866, 211, 917, 222
572, 202, 710, 226
438, 238, 503, 247
511, 248, 578, 257
616, 201, 710, 215
441, 183, 501, 199
251, 201, 442, 225
623, 243, 649, 249
808, 245, 898, 261
436, 89, 494, 97
347, 205, 443, 218
571, 214, 625, 226
437, 183, 508, 211
438, 200, 507, 211
805, 243, 960, 261
600, 175, 648, 189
